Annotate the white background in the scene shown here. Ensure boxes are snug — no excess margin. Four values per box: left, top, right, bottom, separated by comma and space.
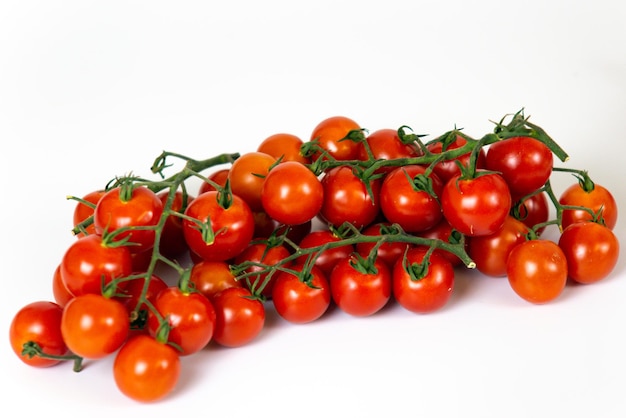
1, 1, 625, 417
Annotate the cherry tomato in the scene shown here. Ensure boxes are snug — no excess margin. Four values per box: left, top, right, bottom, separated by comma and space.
198, 168, 230, 195
355, 223, 410, 268
512, 192, 549, 235
113, 334, 180, 403
318, 165, 381, 229
272, 264, 331, 324
330, 256, 392, 317
467, 216, 529, 277
72, 189, 106, 237
60, 234, 133, 297
298, 230, 354, 277
147, 286, 216, 356
441, 171, 512, 236
10, 301, 68, 368
52, 264, 74, 307
211, 287, 265, 347
417, 218, 465, 267
506, 239, 567, 304
61, 293, 130, 359
427, 135, 486, 184
257, 132, 311, 164
189, 260, 242, 300
228, 151, 276, 212
392, 247, 455, 314
559, 182, 618, 230
309, 115, 362, 161
93, 186, 164, 253
157, 190, 192, 260
379, 165, 443, 233
485, 136, 553, 196
116, 274, 168, 317
558, 221, 619, 284
233, 241, 292, 298
357, 128, 420, 173
183, 190, 255, 262
261, 161, 324, 226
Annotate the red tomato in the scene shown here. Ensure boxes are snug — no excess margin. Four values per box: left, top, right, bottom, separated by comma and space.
113, 334, 181, 403
116, 274, 168, 316
10, 301, 68, 368
417, 218, 465, 267
330, 256, 392, 317
189, 260, 242, 300
211, 287, 265, 347
309, 115, 362, 161
467, 216, 529, 277
559, 182, 618, 230
427, 135, 486, 184
357, 128, 421, 173
298, 230, 354, 277
233, 241, 292, 298
72, 189, 106, 237
512, 192, 549, 235
441, 171, 512, 236
261, 161, 324, 226
60, 234, 133, 297
257, 132, 311, 164
506, 239, 568, 304
182, 190, 255, 262
198, 168, 230, 195
157, 190, 192, 260
147, 286, 216, 356
379, 165, 443, 232
355, 223, 410, 268
228, 152, 276, 212
61, 293, 130, 359
392, 247, 455, 314
558, 222, 619, 284
272, 264, 331, 324
485, 136, 553, 196
52, 264, 74, 308
93, 186, 164, 253
318, 165, 381, 229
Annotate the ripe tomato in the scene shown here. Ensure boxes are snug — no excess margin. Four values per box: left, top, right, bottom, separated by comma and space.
485, 136, 553, 196
272, 264, 331, 324
330, 256, 392, 317
52, 264, 74, 307
261, 161, 324, 226
558, 221, 619, 284
211, 287, 265, 347
60, 234, 133, 296
355, 223, 410, 268
198, 168, 230, 195
427, 135, 486, 184
182, 190, 255, 262
467, 216, 529, 277
512, 192, 549, 235
93, 185, 164, 253
357, 128, 420, 173
113, 334, 181, 403
72, 189, 106, 237
10, 301, 68, 368
147, 286, 216, 356
392, 247, 455, 314
559, 182, 618, 230
298, 230, 354, 277
157, 190, 192, 260
309, 115, 362, 161
61, 293, 130, 359
233, 241, 292, 298
116, 274, 168, 316
417, 218, 465, 267
318, 165, 381, 229
189, 260, 242, 300
257, 132, 311, 164
441, 171, 512, 236
506, 239, 568, 304
379, 165, 443, 233
228, 151, 276, 212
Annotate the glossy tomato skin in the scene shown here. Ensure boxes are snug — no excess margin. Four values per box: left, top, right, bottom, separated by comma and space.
113, 334, 181, 403
427, 135, 486, 184
309, 115, 362, 161
318, 165, 381, 229
272, 265, 331, 324
441, 171, 512, 237
380, 165, 444, 233
357, 128, 421, 173
261, 161, 324, 226
72, 189, 106, 237
392, 247, 455, 314
257, 132, 311, 164
485, 136, 553, 196
228, 152, 276, 212
93, 186, 164, 253
61, 294, 130, 359
512, 192, 549, 235
506, 240, 568, 304
182, 190, 255, 262
147, 287, 216, 356
233, 241, 291, 298
559, 182, 618, 230
211, 287, 265, 347
558, 222, 619, 284
52, 264, 74, 308
198, 168, 230, 195
417, 218, 465, 267
189, 260, 242, 301
355, 223, 410, 268
60, 234, 133, 297
330, 257, 392, 317
298, 230, 354, 277
468, 216, 529, 277
10, 301, 68, 368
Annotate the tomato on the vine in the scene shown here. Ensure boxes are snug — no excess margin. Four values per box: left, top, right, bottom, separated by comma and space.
52, 264, 74, 307
298, 230, 354, 277
233, 240, 292, 298
72, 189, 106, 237
309, 115, 362, 161
559, 182, 618, 230
257, 132, 311, 164
157, 190, 192, 260
113, 334, 181, 403
228, 151, 276, 212
427, 134, 486, 184
272, 264, 331, 324
10, 301, 68, 368
512, 191, 549, 235
211, 287, 265, 347
417, 218, 465, 267
357, 128, 420, 173
198, 168, 230, 195
355, 223, 410, 268
189, 260, 242, 300
558, 221, 619, 284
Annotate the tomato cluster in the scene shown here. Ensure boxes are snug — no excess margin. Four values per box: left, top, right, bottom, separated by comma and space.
9, 110, 620, 403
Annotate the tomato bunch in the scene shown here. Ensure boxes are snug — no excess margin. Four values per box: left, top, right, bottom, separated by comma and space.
9, 110, 620, 403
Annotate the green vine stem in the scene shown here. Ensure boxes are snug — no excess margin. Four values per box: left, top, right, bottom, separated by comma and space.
21, 342, 84, 372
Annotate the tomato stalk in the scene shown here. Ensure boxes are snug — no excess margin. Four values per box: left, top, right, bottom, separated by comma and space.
21, 341, 84, 372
